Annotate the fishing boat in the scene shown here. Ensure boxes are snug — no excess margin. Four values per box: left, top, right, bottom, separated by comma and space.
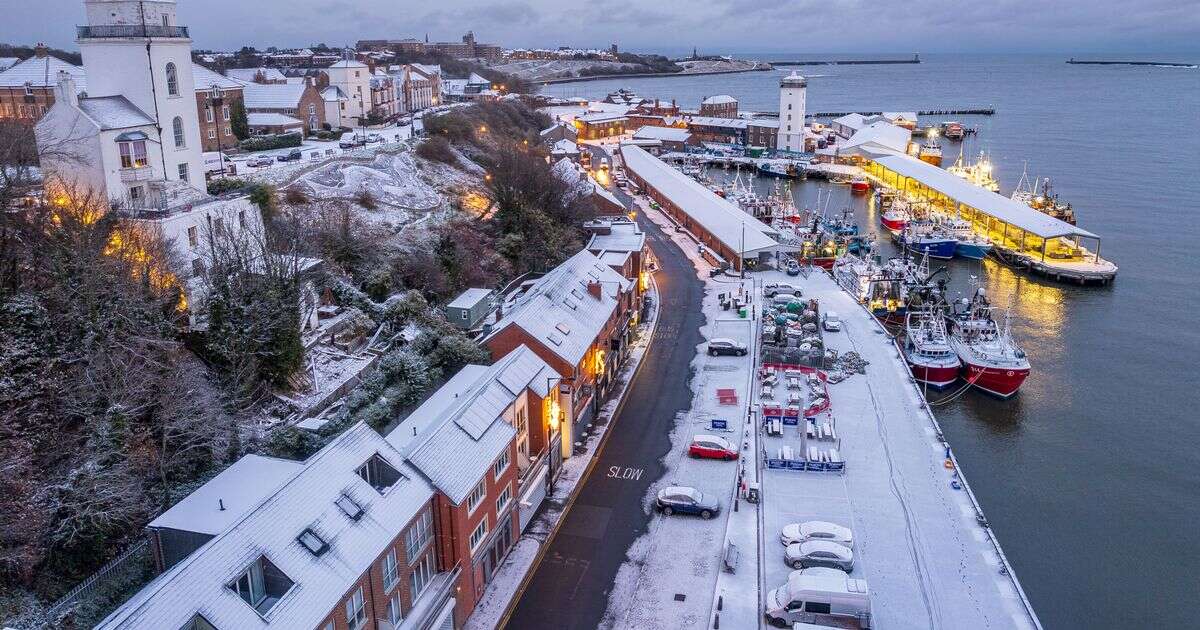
903, 307, 962, 389
898, 221, 957, 259
918, 140, 943, 167
758, 160, 804, 179
849, 177, 870, 193
945, 288, 1031, 398
947, 149, 1001, 193
933, 214, 993, 260
879, 196, 911, 235
942, 121, 965, 140
819, 206, 859, 237
833, 253, 908, 322
1011, 167, 1077, 224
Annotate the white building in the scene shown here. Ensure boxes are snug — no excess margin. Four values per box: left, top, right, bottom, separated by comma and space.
324, 59, 371, 124
320, 85, 348, 128
777, 71, 807, 153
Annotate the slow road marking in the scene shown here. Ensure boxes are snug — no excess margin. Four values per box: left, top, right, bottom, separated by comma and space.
607, 465, 645, 481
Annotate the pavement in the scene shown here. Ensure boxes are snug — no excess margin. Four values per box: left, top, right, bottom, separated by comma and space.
503, 201, 706, 629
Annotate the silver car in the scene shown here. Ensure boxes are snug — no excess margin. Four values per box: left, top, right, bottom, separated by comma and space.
784, 540, 854, 571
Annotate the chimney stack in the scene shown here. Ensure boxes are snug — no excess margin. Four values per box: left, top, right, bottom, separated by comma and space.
34, 43, 48, 58
55, 71, 78, 108
587, 281, 603, 300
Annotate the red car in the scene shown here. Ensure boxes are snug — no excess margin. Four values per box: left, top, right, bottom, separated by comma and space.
688, 434, 738, 460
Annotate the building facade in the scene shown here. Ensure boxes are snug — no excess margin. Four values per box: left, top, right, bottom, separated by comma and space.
325, 59, 372, 124
240, 81, 325, 134
699, 94, 738, 118
0, 45, 86, 122
192, 64, 242, 152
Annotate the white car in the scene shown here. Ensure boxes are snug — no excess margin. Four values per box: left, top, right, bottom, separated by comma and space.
764, 282, 801, 298
793, 566, 849, 579
784, 540, 854, 571
781, 521, 854, 548
822, 312, 842, 332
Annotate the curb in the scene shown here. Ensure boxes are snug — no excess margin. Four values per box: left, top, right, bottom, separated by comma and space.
492, 273, 664, 629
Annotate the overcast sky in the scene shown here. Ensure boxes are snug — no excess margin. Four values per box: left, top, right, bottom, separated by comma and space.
8, 0, 1200, 55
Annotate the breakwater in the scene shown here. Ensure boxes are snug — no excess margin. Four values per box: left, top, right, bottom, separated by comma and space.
771, 54, 921, 66
1067, 58, 1197, 68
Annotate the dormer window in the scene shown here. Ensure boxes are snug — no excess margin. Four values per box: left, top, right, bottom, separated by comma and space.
23, 82, 32, 97
180, 614, 218, 630
229, 556, 293, 616
356, 454, 402, 494
116, 132, 149, 168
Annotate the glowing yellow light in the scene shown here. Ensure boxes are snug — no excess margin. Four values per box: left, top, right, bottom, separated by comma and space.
638, 271, 649, 292
479, 125, 488, 133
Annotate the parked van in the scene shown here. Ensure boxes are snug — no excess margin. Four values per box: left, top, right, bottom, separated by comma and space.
764, 573, 871, 628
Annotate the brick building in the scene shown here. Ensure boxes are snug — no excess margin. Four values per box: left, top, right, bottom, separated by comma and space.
386, 345, 563, 622
429, 32, 502, 61
699, 94, 738, 118
573, 111, 626, 140
483, 250, 637, 450
747, 119, 780, 150
96, 423, 459, 630
585, 216, 649, 299
686, 115, 748, 145
192, 64, 242, 152
0, 46, 85, 122
241, 81, 325, 134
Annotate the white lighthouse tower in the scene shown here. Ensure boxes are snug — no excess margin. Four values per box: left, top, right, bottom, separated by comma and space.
777, 71, 807, 154
77, 0, 204, 192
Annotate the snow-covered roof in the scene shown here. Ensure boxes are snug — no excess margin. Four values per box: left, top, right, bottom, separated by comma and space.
839, 121, 911, 155
632, 126, 692, 143
191, 64, 242, 92
388, 345, 558, 504
467, 72, 490, 85
320, 85, 346, 101
702, 94, 737, 105
223, 67, 287, 83
870, 153, 1098, 240
621, 145, 784, 257
882, 111, 918, 122
447, 287, 494, 309
577, 111, 626, 124
148, 455, 303, 535
94, 423, 434, 630
587, 220, 646, 255
0, 55, 85, 89
241, 82, 307, 109
485, 250, 631, 366
247, 112, 302, 127
688, 116, 748, 129
748, 118, 781, 129
550, 139, 579, 154
328, 59, 368, 69
592, 182, 625, 211
412, 63, 441, 77
77, 95, 155, 130
0, 57, 19, 71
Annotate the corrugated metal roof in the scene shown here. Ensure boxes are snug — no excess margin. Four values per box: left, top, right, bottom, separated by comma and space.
870, 153, 1099, 240
485, 250, 632, 366
688, 116, 748, 129
621, 145, 785, 256
839, 121, 911, 155
390, 346, 559, 504
94, 423, 434, 630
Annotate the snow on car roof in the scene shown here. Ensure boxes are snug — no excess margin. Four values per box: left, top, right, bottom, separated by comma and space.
800, 539, 853, 556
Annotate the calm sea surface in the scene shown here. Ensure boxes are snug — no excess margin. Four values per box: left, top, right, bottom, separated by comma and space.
543, 54, 1200, 629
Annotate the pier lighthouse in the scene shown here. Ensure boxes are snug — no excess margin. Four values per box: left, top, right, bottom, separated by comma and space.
777, 71, 806, 153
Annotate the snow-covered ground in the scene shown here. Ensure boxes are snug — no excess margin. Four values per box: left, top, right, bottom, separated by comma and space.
463, 281, 662, 630
224, 123, 416, 180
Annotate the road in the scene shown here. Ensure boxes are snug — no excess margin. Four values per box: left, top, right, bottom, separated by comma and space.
504, 205, 705, 629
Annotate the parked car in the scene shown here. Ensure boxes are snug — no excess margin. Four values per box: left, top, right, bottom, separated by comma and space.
822, 312, 842, 332
707, 338, 748, 357
366, 133, 383, 143
794, 566, 850, 579
599, 157, 610, 170
655, 486, 720, 519
780, 521, 854, 549
786, 260, 801, 276
764, 282, 802, 298
246, 155, 273, 168
276, 149, 302, 162
688, 434, 738, 461
784, 540, 854, 571
764, 572, 871, 628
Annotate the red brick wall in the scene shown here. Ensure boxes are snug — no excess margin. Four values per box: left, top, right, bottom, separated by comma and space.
0, 86, 53, 122
194, 89, 243, 152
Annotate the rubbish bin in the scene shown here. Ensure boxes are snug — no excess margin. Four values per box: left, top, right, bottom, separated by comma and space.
738, 307, 747, 318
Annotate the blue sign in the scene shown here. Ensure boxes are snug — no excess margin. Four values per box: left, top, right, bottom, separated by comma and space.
711, 419, 728, 430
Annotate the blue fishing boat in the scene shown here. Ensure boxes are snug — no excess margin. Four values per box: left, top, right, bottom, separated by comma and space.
899, 222, 957, 259
934, 215, 994, 260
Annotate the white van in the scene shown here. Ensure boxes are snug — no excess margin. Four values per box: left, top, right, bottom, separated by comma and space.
822, 311, 842, 332
764, 573, 871, 628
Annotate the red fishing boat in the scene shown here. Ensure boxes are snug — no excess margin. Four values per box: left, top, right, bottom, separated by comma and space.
945, 289, 1031, 398
902, 308, 961, 389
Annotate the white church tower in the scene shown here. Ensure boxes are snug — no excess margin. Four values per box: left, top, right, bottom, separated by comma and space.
777, 72, 807, 154
78, 0, 204, 192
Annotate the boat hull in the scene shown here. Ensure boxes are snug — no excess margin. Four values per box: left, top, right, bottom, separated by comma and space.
903, 238, 957, 259
881, 215, 907, 234
954, 241, 993, 260
961, 361, 1030, 398
906, 360, 961, 389
919, 153, 943, 167
850, 181, 870, 193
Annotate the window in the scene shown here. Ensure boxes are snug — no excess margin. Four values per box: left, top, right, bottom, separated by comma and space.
207, 128, 216, 140
238, 210, 246, 227
118, 140, 147, 168
466, 480, 486, 513
387, 591, 403, 626
187, 226, 198, 247
206, 106, 214, 123
181, 614, 218, 630
516, 407, 528, 460
410, 553, 434, 599
788, 103, 792, 110
192, 258, 205, 277
336, 493, 364, 520
495, 486, 511, 514
177, 162, 189, 183
468, 519, 488, 553
230, 556, 293, 615
297, 528, 328, 556
166, 62, 179, 96
309, 103, 316, 115
224, 125, 232, 136
23, 82, 32, 97
357, 453, 402, 493
161, 14, 169, 27
129, 185, 144, 200
222, 104, 230, 121
460, 310, 468, 320
405, 509, 433, 560
805, 601, 832, 614
344, 586, 366, 630
382, 548, 399, 590
173, 116, 185, 147
212, 217, 224, 235
493, 450, 509, 478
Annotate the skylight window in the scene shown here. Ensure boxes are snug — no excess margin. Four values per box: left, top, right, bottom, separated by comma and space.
335, 493, 364, 520
229, 556, 294, 616
564, 298, 577, 310
556, 322, 572, 335
357, 454, 403, 494
548, 334, 563, 346
297, 528, 328, 556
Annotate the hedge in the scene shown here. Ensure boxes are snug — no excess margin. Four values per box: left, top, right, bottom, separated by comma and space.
239, 132, 302, 152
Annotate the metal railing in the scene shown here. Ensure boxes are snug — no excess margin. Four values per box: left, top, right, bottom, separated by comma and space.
45, 539, 149, 619
77, 24, 189, 39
